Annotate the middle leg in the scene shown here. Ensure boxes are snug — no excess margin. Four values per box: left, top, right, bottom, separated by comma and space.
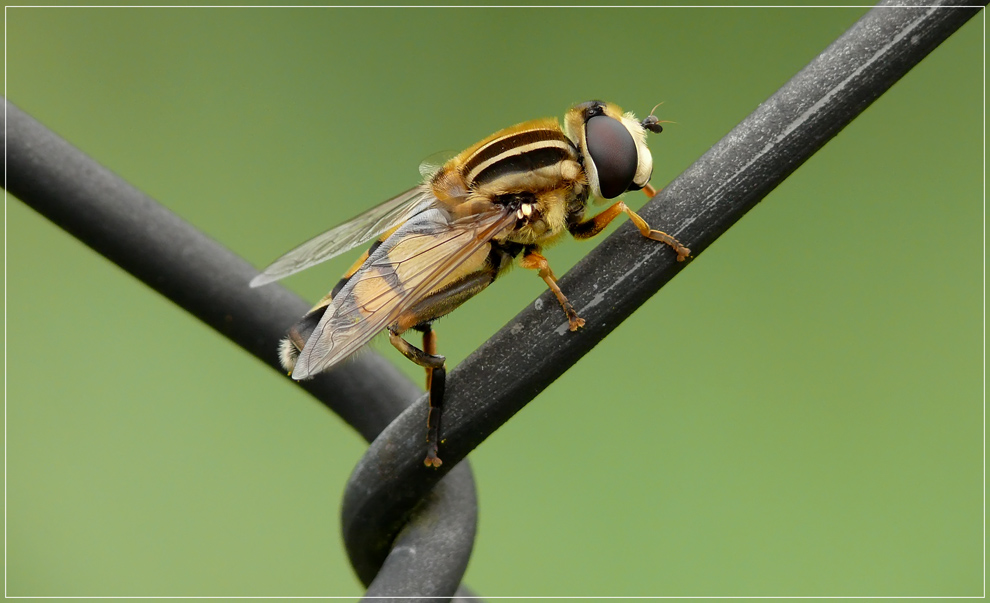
520, 248, 585, 331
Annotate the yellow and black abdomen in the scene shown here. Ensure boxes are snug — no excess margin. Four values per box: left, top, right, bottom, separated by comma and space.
278, 228, 396, 372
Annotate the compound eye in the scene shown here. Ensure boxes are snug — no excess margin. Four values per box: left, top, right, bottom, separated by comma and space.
586, 115, 637, 199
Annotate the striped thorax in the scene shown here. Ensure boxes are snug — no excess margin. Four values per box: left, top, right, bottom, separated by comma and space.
430, 100, 657, 248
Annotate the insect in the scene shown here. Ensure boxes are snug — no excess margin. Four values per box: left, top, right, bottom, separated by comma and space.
251, 100, 690, 467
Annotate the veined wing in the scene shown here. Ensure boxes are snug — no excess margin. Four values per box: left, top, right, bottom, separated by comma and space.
290, 205, 517, 380
250, 185, 435, 287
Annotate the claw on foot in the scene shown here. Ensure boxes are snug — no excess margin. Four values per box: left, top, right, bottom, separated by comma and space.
424, 450, 443, 468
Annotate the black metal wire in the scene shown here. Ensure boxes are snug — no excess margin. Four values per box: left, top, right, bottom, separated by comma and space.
338, 0, 987, 588
3, 100, 478, 599
5, 0, 985, 596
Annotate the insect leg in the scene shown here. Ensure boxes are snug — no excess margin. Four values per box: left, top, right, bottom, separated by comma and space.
387, 267, 505, 468
568, 201, 690, 261
421, 326, 444, 468
389, 327, 446, 468
520, 249, 585, 331
423, 326, 437, 392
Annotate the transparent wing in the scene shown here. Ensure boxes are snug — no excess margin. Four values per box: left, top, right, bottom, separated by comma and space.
250, 185, 435, 287
290, 205, 516, 379
418, 150, 456, 180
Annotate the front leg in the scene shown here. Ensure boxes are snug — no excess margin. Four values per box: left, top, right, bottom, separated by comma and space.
569, 200, 690, 261
520, 248, 585, 331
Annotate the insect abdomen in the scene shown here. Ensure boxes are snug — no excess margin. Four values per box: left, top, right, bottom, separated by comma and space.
281, 235, 390, 373
279, 304, 329, 373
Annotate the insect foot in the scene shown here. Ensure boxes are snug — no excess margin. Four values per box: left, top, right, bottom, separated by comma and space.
424, 452, 443, 468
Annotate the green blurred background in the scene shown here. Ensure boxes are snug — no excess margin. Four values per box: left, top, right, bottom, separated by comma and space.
4, 4, 984, 597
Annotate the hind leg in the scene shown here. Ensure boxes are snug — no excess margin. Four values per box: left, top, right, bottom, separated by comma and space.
389, 326, 446, 467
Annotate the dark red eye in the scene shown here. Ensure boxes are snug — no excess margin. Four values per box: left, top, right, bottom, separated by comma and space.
586, 115, 637, 199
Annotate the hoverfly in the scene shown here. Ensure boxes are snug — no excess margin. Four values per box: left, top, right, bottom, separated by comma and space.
251, 100, 690, 467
